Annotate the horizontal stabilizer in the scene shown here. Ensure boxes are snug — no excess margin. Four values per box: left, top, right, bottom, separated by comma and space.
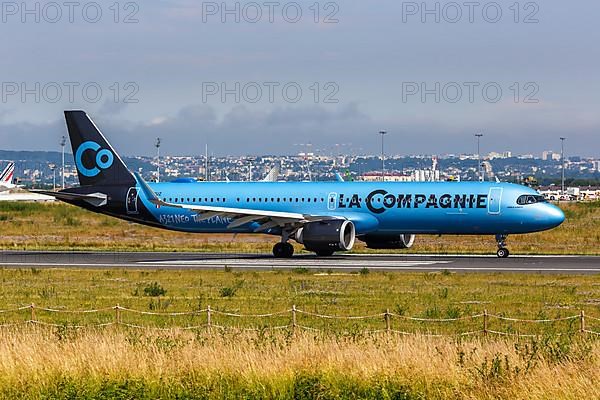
29, 190, 107, 207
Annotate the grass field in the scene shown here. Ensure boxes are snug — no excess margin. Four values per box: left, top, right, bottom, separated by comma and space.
1, 268, 599, 333
0, 269, 599, 399
1, 202, 599, 398
0, 329, 598, 400
0, 201, 599, 254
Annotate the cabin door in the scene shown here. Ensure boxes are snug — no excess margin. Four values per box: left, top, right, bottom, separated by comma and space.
488, 187, 503, 215
126, 187, 139, 214
327, 192, 337, 211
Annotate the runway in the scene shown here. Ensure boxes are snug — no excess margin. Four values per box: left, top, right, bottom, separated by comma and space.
0, 251, 599, 274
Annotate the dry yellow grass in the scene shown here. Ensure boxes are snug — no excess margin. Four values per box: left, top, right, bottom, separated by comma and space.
0, 328, 598, 399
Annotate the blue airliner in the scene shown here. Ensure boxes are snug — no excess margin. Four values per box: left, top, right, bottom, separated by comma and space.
35, 111, 565, 258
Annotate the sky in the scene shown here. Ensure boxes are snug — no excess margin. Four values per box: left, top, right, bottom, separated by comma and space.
0, 0, 599, 157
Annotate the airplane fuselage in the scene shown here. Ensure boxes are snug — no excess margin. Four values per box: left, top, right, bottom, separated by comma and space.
105, 180, 566, 237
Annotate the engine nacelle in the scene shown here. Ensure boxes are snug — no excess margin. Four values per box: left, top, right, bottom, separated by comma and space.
363, 234, 416, 249
295, 220, 356, 252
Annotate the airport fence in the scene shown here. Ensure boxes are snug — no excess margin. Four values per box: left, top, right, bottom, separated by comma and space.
0, 304, 599, 337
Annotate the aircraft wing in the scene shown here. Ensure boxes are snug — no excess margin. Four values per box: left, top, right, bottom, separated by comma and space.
134, 172, 339, 232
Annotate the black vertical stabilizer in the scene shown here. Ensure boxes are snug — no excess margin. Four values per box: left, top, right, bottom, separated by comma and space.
64, 110, 135, 187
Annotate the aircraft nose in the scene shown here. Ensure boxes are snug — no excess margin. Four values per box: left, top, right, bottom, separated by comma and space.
545, 204, 565, 228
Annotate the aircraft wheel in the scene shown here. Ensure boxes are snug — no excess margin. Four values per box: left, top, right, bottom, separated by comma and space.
283, 242, 294, 258
496, 248, 510, 258
273, 242, 294, 258
273, 243, 286, 258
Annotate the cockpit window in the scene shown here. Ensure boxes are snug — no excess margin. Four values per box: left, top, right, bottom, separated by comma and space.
516, 195, 547, 205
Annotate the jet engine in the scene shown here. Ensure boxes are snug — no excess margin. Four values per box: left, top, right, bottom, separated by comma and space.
295, 220, 356, 254
363, 234, 416, 249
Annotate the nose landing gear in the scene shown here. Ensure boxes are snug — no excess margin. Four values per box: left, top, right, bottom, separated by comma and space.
495, 234, 510, 258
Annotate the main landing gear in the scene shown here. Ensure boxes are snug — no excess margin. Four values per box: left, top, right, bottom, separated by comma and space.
495, 234, 510, 258
273, 242, 294, 258
273, 230, 295, 258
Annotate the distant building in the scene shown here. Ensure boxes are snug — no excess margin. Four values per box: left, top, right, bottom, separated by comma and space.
487, 151, 512, 159
360, 172, 412, 182
542, 151, 562, 161
360, 169, 441, 182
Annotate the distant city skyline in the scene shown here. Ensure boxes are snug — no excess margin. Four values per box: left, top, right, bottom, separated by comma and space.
2, 148, 598, 190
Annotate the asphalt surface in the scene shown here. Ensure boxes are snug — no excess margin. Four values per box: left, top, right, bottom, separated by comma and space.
0, 251, 599, 274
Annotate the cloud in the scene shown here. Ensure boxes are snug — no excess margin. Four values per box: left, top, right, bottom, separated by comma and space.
96, 103, 372, 156
1, 101, 600, 158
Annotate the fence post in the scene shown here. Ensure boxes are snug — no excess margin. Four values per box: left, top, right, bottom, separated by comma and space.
207, 305, 212, 333
292, 305, 297, 333
385, 308, 391, 334
115, 304, 121, 325
580, 310, 585, 333
483, 309, 488, 336
30, 303, 35, 322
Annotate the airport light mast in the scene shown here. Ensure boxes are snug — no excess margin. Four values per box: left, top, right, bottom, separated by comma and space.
475, 133, 483, 182
205, 144, 209, 181
155, 138, 161, 183
560, 137, 566, 196
60, 136, 66, 188
378, 130, 387, 182
247, 156, 255, 181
